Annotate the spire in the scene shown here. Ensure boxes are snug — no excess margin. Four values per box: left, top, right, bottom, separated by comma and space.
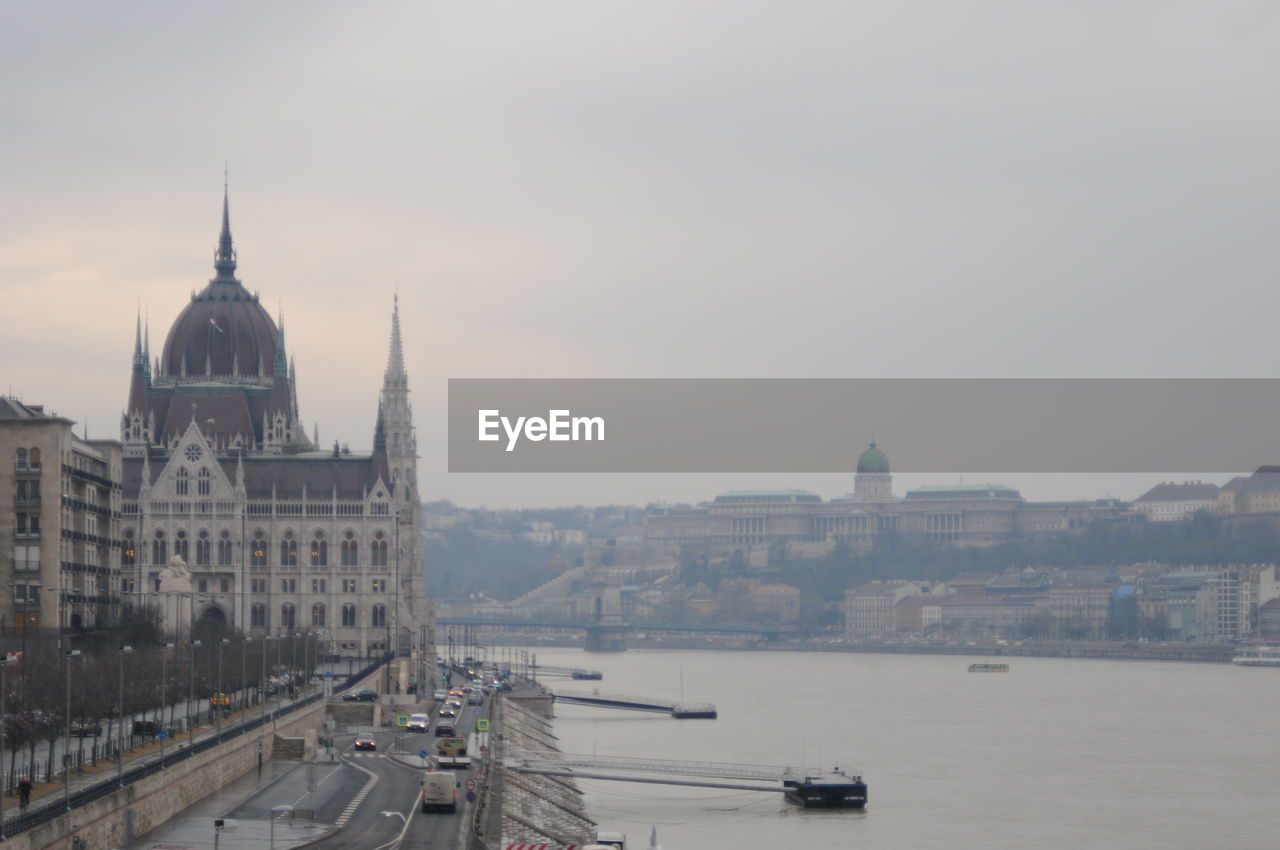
213, 177, 238, 282
273, 312, 288, 377
132, 308, 146, 374
384, 293, 406, 384
373, 402, 387, 452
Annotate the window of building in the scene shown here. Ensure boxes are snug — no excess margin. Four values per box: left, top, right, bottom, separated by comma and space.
311, 604, 326, 627
340, 531, 357, 566
371, 604, 386, 627
251, 604, 267, 628
217, 530, 233, 565
251, 531, 267, 567
220, 578, 230, 593
122, 528, 136, 566
197, 467, 211, 496
175, 467, 189, 495
251, 578, 267, 594
342, 579, 357, 593
311, 532, 327, 566
341, 604, 357, 626
280, 532, 297, 566
371, 579, 386, 593
195, 530, 211, 565
152, 530, 166, 564
281, 604, 296, 629
15, 513, 39, 535
198, 578, 208, 593
371, 532, 387, 566
311, 579, 326, 594
281, 578, 296, 594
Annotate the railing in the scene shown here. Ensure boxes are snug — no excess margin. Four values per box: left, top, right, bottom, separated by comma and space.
13, 462, 42, 474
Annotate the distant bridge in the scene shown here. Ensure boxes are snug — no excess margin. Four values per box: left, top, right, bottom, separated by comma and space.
436, 617, 814, 640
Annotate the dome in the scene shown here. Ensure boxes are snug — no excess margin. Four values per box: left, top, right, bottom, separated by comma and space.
856, 442, 890, 474
159, 191, 280, 379
160, 281, 278, 378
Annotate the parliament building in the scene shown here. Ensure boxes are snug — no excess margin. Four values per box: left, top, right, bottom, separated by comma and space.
119, 191, 426, 657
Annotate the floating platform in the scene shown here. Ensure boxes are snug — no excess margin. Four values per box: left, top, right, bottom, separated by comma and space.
554, 689, 717, 719
783, 773, 869, 808
968, 663, 1010, 672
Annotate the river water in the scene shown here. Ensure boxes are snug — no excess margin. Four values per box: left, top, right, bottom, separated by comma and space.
519, 647, 1276, 849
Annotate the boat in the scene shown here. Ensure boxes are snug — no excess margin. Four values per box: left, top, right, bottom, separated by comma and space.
1232, 646, 1280, 667
782, 769, 868, 808
968, 663, 1010, 672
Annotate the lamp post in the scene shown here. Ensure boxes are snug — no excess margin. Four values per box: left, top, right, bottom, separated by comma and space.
188, 640, 202, 744
291, 632, 299, 699
64, 649, 82, 811
216, 638, 229, 741
160, 643, 174, 768
260, 635, 271, 723
0, 652, 17, 837
240, 636, 251, 714
116, 645, 133, 788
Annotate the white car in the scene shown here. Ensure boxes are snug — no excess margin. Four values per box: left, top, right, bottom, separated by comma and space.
407, 713, 431, 732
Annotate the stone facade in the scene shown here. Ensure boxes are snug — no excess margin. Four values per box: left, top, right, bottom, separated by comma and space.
119, 194, 428, 660
0, 398, 123, 633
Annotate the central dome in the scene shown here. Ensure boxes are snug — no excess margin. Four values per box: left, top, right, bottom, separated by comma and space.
159, 193, 279, 379
856, 442, 890, 474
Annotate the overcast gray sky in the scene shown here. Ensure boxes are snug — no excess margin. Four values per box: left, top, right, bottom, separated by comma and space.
3, 1, 1278, 508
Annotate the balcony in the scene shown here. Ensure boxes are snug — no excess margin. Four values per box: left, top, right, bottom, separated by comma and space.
14, 494, 40, 507
12, 558, 40, 572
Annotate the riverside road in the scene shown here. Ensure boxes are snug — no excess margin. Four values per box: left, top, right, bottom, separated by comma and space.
129, 700, 483, 850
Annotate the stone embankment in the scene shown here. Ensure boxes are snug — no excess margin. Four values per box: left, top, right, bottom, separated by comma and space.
467, 685, 595, 850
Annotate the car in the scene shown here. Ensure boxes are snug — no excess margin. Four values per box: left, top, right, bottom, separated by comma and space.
432, 690, 447, 701
407, 713, 431, 732
445, 697, 463, 709
434, 719, 456, 736
437, 706, 458, 718
354, 736, 377, 751
342, 688, 379, 702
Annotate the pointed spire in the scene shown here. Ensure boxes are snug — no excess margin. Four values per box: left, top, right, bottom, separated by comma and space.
132, 307, 146, 374
273, 312, 288, 377
213, 175, 238, 282
373, 402, 387, 452
384, 294, 406, 384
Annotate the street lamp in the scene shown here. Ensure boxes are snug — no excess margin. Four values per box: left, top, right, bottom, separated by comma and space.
241, 636, 251, 713
261, 635, 272, 722
117, 645, 133, 788
0, 652, 18, 837
216, 638, 229, 741
64, 648, 82, 811
188, 639, 202, 744
160, 643, 174, 768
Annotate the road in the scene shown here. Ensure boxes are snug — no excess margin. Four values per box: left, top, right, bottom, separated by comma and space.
221, 696, 484, 850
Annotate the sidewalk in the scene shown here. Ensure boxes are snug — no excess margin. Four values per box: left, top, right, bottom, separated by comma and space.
122, 757, 333, 850
12, 689, 318, 813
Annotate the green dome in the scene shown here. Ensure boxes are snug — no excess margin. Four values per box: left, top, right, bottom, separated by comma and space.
856, 442, 890, 474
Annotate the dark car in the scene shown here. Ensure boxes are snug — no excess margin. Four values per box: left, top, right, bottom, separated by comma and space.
342, 688, 379, 702
132, 720, 160, 736
353, 736, 377, 751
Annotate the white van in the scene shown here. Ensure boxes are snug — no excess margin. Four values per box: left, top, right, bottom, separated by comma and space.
421, 771, 458, 813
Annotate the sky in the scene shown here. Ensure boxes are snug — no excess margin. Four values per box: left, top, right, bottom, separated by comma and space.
3, 1, 1278, 509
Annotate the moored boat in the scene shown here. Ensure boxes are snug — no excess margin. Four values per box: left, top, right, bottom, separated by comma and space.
1232, 646, 1280, 667
968, 663, 1010, 672
782, 769, 868, 808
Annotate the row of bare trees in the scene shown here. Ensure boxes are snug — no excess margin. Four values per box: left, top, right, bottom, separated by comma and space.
0, 606, 325, 789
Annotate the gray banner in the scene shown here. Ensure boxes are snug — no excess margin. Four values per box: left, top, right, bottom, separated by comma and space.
447, 379, 1277, 473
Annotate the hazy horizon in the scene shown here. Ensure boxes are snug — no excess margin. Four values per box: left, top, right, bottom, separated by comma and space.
5, 2, 1277, 509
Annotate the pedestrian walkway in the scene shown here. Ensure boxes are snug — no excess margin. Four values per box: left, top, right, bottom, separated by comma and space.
122, 757, 333, 850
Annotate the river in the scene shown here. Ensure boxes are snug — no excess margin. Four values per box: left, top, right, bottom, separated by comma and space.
517, 647, 1276, 849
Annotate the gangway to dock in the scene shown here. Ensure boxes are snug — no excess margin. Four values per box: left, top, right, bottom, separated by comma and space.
552, 689, 717, 719
509, 751, 867, 808
530, 665, 604, 680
